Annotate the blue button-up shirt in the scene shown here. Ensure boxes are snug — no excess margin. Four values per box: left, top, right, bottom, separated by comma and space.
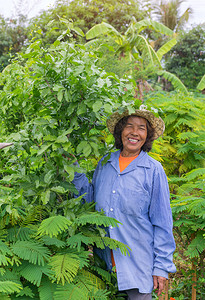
73, 150, 176, 293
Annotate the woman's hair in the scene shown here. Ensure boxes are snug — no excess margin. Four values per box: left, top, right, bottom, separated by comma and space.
113, 116, 155, 152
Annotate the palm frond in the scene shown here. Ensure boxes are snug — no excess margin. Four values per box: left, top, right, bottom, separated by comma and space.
158, 70, 188, 94
11, 241, 50, 266
49, 253, 80, 285
37, 216, 72, 238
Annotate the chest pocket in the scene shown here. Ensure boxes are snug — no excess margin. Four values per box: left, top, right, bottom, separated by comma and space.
119, 188, 150, 216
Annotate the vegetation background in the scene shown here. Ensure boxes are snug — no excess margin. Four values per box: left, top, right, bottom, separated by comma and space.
0, 0, 204, 299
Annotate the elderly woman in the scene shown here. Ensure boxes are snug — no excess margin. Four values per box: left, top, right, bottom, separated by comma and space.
73, 108, 176, 299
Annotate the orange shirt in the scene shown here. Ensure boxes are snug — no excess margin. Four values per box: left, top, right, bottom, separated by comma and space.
111, 153, 139, 268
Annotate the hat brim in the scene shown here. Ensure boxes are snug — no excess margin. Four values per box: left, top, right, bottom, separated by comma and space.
106, 109, 165, 140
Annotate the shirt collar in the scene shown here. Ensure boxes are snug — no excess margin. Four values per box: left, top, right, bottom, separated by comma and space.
107, 150, 151, 172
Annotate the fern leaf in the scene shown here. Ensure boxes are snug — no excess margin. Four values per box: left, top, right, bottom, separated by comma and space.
91, 266, 111, 283
49, 253, 80, 285
91, 289, 111, 300
11, 241, 50, 266
18, 261, 53, 287
158, 70, 188, 94
37, 216, 72, 238
185, 168, 205, 181
0, 241, 12, 256
196, 74, 205, 90
0, 281, 22, 294
0, 254, 11, 266
0, 295, 10, 300
38, 277, 58, 300
41, 236, 66, 248
185, 232, 205, 258
67, 233, 130, 255
16, 286, 34, 298
6, 227, 34, 242
54, 282, 87, 300
74, 212, 121, 227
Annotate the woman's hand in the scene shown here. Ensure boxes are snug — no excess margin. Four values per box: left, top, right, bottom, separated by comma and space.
153, 275, 166, 296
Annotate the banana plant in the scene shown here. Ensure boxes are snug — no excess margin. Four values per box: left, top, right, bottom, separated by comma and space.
86, 19, 176, 69
86, 18, 178, 99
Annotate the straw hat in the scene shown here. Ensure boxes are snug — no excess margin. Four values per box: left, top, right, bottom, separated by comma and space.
0, 143, 13, 149
106, 107, 165, 140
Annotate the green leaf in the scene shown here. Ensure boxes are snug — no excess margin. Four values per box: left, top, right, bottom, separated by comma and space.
41, 190, 51, 205
64, 165, 75, 181
92, 101, 103, 112
0, 281, 22, 294
157, 38, 177, 60
11, 241, 50, 266
38, 216, 72, 237
157, 70, 188, 94
49, 253, 80, 285
196, 74, 205, 90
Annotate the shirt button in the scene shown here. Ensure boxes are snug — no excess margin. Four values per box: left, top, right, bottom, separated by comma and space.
110, 226, 113, 229
118, 174, 120, 177
113, 190, 116, 193
110, 208, 113, 212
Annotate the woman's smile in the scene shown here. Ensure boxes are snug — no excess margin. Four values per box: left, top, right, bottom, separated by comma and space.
121, 116, 147, 157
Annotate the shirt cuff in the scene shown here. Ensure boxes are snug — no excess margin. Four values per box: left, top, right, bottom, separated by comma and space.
153, 268, 168, 279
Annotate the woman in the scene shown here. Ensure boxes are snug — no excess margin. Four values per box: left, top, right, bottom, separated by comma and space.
73, 107, 176, 299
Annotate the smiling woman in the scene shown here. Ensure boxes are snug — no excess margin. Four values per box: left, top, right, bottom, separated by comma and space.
73, 106, 176, 299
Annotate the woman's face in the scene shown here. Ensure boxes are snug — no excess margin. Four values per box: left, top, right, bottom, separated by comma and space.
121, 116, 147, 157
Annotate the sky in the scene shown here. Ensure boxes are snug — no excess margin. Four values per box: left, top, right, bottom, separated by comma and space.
0, 0, 204, 27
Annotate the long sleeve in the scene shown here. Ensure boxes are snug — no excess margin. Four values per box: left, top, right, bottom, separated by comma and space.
72, 171, 94, 203
149, 165, 176, 278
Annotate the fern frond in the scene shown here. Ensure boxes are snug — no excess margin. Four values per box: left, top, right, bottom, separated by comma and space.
75, 212, 121, 227
185, 232, 205, 258
91, 289, 111, 300
91, 266, 111, 283
18, 261, 54, 287
0, 280, 22, 294
0, 295, 11, 300
11, 241, 50, 266
67, 233, 130, 256
38, 277, 58, 300
49, 253, 80, 285
16, 286, 34, 298
41, 236, 66, 248
6, 227, 34, 242
54, 282, 87, 300
37, 216, 72, 238
0, 254, 12, 266
185, 168, 205, 181
0, 241, 12, 256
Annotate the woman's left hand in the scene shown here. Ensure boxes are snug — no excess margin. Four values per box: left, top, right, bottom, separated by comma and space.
153, 275, 166, 296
